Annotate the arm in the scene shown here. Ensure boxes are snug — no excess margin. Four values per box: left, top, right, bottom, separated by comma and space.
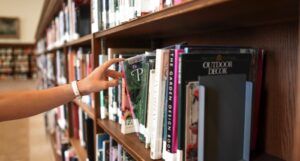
0, 58, 123, 122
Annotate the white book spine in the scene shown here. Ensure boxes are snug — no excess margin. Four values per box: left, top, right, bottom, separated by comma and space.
145, 69, 155, 149
150, 49, 167, 160
91, 0, 99, 33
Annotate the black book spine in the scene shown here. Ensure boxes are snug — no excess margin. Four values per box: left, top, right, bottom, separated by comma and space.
85, 118, 95, 161
166, 50, 175, 152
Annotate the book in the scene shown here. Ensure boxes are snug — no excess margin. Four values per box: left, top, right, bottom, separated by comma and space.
103, 140, 110, 161
99, 55, 109, 119
97, 133, 110, 161
85, 118, 95, 161
197, 85, 205, 161
177, 53, 252, 161
198, 74, 252, 161
184, 81, 199, 161
123, 54, 147, 142
150, 49, 169, 159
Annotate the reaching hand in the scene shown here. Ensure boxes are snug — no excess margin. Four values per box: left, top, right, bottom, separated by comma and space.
77, 58, 124, 95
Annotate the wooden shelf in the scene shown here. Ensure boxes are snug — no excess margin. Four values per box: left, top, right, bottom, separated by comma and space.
94, 0, 297, 39
48, 133, 62, 161
46, 34, 92, 53
97, 119, 157, 161
69, 137, 88, 161
252, 154, 283, 161
73, 99, 95, 120
65, 34, 92, 47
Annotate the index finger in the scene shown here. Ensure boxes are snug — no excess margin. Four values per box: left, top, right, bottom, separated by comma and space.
99, 58, 124, 73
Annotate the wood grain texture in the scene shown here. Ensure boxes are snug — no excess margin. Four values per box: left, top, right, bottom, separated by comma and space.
69, 137, 88, 161
161, 21, 298, 161
94, 0, 297, 40
293, 5, 300, 160
97, 119, 159, 161
73, 99, 95, 120
48, 133, 62, 161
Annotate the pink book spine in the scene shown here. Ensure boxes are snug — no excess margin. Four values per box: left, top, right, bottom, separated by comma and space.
172, 49, 184, 152
174, 0, 182, 5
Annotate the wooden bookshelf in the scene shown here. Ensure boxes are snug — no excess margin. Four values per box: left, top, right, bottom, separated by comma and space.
96, 119, 155, 161
48, 133, 62, 161
73, 99, 95, 120
36, 0, 300, 161
69, 137, 88, 161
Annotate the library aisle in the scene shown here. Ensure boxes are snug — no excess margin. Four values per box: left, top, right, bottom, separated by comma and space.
0, 80, 54, 161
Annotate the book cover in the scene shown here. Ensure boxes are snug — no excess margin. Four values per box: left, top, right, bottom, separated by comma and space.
123, 54, 152, 142
198, 74, 251, 161
178, 53, 251, 160
182, 46, 263, 151
185, 81, 199, 161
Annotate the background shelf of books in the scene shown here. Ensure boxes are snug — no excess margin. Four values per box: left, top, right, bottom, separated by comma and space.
0, 45, 36, 80
36, 0, 300, 161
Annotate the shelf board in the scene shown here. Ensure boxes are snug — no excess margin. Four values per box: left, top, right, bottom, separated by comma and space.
252, 153, 283, 161
73, 99, 95, 120
48, 133, 62, 161
94, 0, 297, 40
97, 119, 159, 161
69, 137, 88, 161
46, 34, 92, 53
65, 34, 92, 47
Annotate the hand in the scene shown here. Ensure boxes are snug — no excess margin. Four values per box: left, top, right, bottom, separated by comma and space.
77, 58, 124, 95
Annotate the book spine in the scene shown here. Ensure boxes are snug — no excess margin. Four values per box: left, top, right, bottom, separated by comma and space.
150, 49, 168, 159
99, 55, 108, 119
166, 50, 175, 152
174, 49, 183, 155
91, 0, 99, 33
198, 85, 205, 161
177, 53, 183, 161
243, 82, 253, 161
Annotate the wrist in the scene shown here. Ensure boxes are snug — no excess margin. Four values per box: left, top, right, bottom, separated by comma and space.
77, 80, 89, 96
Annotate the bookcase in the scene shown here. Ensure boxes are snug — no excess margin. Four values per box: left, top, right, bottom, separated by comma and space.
0, 43, 36, 80
35, 0, 300, 161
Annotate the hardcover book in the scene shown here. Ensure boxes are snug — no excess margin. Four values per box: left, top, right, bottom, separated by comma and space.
123, 54, 154, 142
198, 74, 252, 161
178, 52, 252, 160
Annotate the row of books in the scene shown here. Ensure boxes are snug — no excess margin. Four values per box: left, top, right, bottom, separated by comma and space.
67, 47, 94, 107
91, 0, 190, 33
0, 47, 32, 79
96, 133, 135, 161
46, 0, 90, 50
98, 44, 264, 161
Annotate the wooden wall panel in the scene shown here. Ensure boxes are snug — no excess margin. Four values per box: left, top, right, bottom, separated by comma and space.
162, 22, 298, 160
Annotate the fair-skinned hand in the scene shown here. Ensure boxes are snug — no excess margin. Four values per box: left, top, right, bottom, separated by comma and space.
77, 58, 124, 95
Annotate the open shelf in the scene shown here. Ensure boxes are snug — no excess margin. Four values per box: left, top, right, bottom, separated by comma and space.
69, 137, 88, 161
73, 99, 95, 120
46, 34, 92, 53
65, 34, 92, 47
97, 119, 157, 161
94, 0, 297, 39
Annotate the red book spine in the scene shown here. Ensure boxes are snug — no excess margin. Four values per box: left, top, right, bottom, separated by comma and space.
72, 104, 80, 139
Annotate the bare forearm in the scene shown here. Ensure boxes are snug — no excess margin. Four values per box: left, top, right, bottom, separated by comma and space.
0, 84, 75, 121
